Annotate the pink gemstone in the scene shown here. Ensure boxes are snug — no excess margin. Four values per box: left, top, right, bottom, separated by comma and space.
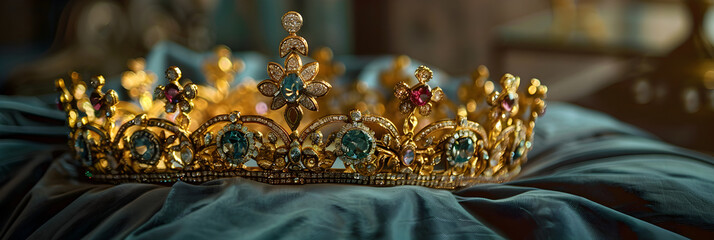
164, 84, 181, 103
403, 149, 415, 165
255, 102, 268, 115
410, 85, 432, 106
501, 95, 515, 112
90, 92, 102, 110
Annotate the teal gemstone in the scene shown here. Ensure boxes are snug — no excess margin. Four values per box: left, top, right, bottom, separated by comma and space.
451, 137, 475, 163
512, 140, 525, 161
341, 129, 373, 160
75, 135, 91, 166
280, 73, 304, 102
221, 130, 248, 162
133, 134, 158, 164
289, 146, 301, 161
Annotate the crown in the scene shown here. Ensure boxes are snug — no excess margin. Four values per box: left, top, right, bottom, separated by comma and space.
55, 11, 547, 189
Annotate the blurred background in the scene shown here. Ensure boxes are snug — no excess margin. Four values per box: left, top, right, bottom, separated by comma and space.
2, 0, 714, 153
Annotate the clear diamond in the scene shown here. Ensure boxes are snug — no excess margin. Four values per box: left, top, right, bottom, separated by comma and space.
350, 110, 362, 121
181, 147, 193, 163
282, 12, 303, 32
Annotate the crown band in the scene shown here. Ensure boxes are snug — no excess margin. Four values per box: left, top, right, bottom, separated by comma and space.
56, 11, 547, 189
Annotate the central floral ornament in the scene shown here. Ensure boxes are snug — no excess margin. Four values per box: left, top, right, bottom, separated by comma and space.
258, 11, 331, 131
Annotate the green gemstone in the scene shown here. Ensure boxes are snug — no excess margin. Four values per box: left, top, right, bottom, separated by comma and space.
289, 146, 301, 161
341, 129, 373, 160
281, 73, 304, 102
451, 137, 475, 163
512, 140, 525, 160
221, 130, 248, 162
75, 135, 91, 166
133, 134, 158, 164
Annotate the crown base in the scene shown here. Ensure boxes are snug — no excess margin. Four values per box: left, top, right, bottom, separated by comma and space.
85, 170, 514, 189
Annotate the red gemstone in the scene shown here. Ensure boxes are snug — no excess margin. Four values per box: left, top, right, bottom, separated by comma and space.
410, 85, 432, 106
164, 84, 181, 103
55, 98, 63, 110
90, 92, 102, 110
501, 94, 516, 112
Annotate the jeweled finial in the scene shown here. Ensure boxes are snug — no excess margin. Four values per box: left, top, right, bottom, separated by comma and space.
258, 11, 331, 131
487, 73, 520, 114
394, 65, 444, 116
87, 75, 118, 129
154, 66, 198, 129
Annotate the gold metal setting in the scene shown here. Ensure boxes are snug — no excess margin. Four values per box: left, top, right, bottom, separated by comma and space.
55, 11, 547, 189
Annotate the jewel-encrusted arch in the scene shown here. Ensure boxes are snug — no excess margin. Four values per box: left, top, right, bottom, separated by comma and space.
111, 116, 194, 172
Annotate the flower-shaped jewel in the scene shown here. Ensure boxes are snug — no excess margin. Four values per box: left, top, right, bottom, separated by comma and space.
87, 75, 118, 119
257, 11, 331, 131
394, 65, 444, 116
487, 73, 520, 114
257, 54, 331, 130
154, 66, 198, 114
154, 66, 198, 129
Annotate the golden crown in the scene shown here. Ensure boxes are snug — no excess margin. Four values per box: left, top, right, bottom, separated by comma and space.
55, 11, 547, 189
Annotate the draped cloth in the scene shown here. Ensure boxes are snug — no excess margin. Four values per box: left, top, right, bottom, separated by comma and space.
0, 96, 712, 239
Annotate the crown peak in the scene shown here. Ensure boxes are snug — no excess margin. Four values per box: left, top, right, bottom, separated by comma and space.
281, 11, 303, 33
